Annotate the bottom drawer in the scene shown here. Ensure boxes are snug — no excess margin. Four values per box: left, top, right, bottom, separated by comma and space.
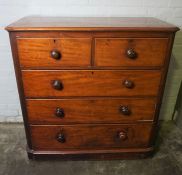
30, 124, 154, 151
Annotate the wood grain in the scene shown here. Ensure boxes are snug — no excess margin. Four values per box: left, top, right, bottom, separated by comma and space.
26, 98, 156, 124
5, 17, 178, 159
17, 38, 91, 68
30, 123, 154, 150
95, 38, 168, 67
22, 70, 162, 97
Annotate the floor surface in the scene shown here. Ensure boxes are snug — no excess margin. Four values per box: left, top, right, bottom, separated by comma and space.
0, 121, 182, 175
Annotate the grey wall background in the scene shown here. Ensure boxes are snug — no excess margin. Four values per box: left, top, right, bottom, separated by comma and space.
0, 0, 182, 122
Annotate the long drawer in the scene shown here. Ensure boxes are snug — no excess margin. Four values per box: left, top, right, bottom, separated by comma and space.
95, 38, 168, 67
27, 98, 156, 124
30, 123, 154, 150
22, 70, 161, 97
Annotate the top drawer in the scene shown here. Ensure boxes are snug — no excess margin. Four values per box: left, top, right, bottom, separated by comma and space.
17, 38, 91, 68
95, 38, 168, 67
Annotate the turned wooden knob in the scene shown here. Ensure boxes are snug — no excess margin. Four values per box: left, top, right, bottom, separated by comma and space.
50, 50, 61, 60
123, 80, 134, 89
52, 80, 63, 90
126, 48, 137, 59
119, 106, 131, 115
118, 131, 127, 141
55, 108, 64, 118
57, 133, 66, 143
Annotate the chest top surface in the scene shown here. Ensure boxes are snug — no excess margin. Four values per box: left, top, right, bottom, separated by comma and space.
5, 16, 179, 32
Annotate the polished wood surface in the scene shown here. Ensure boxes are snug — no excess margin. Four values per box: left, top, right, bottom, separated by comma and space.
30, 123, 154, 150
26, 98, 156, 124
17, 38, 91, 68
5, 16, 179, 32
22, 70, 161, 97
6, 17, 179, 159
95, 38, 168, 67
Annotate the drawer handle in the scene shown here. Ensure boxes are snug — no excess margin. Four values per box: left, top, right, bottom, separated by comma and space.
55, 107, 64, 118
57, 133, 66, 143
52, 80, 63, 90
123, 80, 134, 89
126, 48, 137, 59
118, 131, 127, 141
50, 50, 61, 60
119, 106, 131, 115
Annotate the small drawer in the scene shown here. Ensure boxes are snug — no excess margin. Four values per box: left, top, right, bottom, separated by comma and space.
22, 70, 161, 97
17, 38, 91, 68
95, 38, 168, 67
30, 123, 154, 150
27, 98, 156, 124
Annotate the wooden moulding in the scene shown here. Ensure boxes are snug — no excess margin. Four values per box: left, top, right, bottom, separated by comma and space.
27, 146, 155, 160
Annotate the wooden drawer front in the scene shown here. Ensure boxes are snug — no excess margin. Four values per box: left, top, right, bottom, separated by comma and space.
17, 38, 91, 68
31, 124, 153, 150
27, 98, 156, 124
95, 38, 168, 67
22, 70, 161, 97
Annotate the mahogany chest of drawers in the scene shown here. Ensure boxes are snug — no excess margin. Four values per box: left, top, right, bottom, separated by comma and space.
6, 17, 179, 160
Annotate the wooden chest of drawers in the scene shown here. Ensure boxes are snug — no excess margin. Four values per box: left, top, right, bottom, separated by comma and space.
6, 17, 179, 160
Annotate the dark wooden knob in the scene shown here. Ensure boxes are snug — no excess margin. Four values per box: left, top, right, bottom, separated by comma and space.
118, 131, 127, 141
52, 80, 63, 90
123, 80, 134, 89
55, 108, 64, 118
57, 133, 66, 143
50, 50, 61, 60
126, 48, 137, 59
119, 106, 131, 115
